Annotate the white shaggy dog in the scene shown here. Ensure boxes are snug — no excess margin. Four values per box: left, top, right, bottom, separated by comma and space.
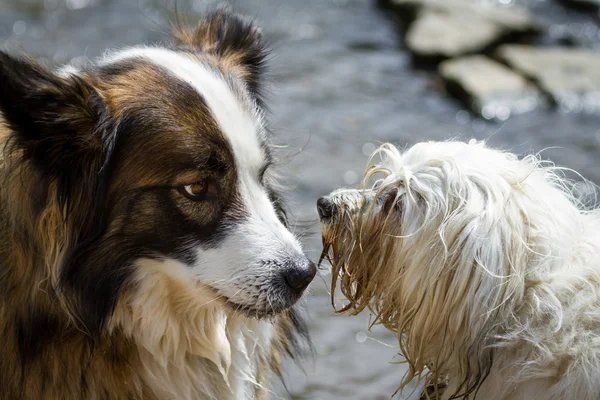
318, 140, 600, 400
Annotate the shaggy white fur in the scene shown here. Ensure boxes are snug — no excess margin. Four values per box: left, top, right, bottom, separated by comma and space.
321, 140, 600, 400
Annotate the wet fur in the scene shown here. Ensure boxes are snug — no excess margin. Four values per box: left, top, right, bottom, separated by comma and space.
0, 10, 309, 399
322, 141, 600, 400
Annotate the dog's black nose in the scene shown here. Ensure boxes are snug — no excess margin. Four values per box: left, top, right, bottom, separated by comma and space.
284, 261, 317, 292
317, 196, 336, 220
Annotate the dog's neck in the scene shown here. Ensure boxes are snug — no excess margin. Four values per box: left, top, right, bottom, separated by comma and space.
109, 259, 278, 400
0, 225, 280, 399
129, 313, 275, 400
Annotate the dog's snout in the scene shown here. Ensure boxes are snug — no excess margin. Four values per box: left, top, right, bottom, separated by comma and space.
317, 196, 336, 220
284, 261, 317, 293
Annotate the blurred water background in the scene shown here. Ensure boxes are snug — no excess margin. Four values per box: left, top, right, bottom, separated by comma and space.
1, 0, 599, 398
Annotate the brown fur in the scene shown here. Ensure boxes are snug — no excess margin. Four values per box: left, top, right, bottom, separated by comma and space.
0, 136, 145, 398
0, 10, 307, 399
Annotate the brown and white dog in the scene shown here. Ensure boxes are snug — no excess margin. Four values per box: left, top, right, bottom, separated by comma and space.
0, 10, 315, 400
319, 141, 600, 400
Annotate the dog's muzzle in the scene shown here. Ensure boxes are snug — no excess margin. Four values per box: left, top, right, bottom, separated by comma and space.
317, 189, 374, 223
317, 196, 337, 220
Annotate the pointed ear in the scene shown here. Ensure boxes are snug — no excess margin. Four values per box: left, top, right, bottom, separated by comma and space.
0, 52, 113, 210
173, 9, 269, 99
0, 51, 107, 172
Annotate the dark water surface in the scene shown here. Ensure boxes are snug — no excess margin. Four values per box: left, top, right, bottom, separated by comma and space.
2, 0, 599, 398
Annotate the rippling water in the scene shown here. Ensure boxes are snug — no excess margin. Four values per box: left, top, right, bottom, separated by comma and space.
2, 0, 600, 398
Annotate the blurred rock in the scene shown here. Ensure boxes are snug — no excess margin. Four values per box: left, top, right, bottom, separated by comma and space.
546, 22, 600, 49
439, 55, 541, 120
497, 45, 600, 112
384, 0, 542, 59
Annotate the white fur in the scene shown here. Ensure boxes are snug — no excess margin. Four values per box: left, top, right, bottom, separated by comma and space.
327, 140, 600, 399
57, 64, 79, 77
111, 258, 275, 400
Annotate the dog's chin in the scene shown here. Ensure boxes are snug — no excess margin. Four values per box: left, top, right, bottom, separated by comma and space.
217, 288, 302, 319
222, 298, 294, 319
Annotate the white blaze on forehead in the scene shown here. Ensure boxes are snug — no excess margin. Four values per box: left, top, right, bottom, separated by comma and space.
101, 48, 304, 302
102, 47, 266, 173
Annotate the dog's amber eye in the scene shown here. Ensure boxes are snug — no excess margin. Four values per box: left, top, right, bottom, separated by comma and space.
180, 179, 218, 200
187, 181, 207, 196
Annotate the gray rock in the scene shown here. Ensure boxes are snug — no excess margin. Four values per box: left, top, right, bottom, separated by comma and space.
386, 0, 541, 58
497, 45, 600, 113
439, 55, 542, 120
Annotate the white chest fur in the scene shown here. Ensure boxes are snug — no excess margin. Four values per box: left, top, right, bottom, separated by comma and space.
136, 314, 274, 400
111, 261, 277, 400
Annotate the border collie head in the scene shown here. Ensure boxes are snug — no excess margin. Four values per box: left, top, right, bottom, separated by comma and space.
0, 9, 316, 341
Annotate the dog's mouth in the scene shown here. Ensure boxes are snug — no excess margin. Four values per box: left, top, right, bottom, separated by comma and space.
222, 297, 272, 319
317, 191, 385, 315
317, 197, 345, 276
221, 296, 290, 319
317, 196, 351, 270
318, 214, 359, 314
219, 289, 302, 319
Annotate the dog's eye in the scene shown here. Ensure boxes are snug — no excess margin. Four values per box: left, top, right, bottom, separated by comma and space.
179, 179, 218, 200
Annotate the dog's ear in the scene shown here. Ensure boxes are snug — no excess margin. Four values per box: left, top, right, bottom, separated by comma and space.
0, 51, 112, 212
0, 52, 122, 335
173, 9, 268, 100
0, 52, 105, 170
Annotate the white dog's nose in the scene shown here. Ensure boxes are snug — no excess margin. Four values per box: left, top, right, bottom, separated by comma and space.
317, 196, 336, 220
